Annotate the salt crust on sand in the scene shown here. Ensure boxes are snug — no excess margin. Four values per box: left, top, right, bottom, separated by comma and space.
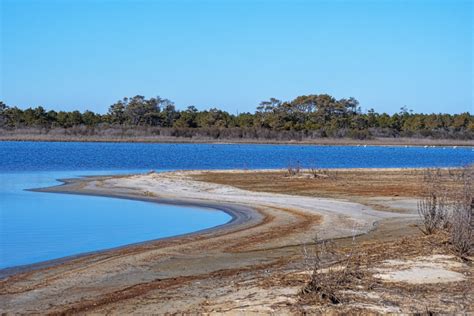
373, 255, 466, 284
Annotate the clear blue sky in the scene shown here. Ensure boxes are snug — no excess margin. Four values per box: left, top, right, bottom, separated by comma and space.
1, 0, 472, 114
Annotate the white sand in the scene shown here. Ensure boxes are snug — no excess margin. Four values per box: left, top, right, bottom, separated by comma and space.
87, 170, 417, 242
373, 255, 466, 284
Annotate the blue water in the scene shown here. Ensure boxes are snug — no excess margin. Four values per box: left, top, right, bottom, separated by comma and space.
1, 142, 472, 269
1, 142, 473, 171
0, 171, 231, 269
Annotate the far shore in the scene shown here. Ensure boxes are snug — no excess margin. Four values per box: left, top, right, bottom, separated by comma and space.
1, 134, 473, 147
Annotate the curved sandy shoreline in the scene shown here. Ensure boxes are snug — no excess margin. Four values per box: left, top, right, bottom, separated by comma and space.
0, 178, 262, 278
0, 169, 418, 314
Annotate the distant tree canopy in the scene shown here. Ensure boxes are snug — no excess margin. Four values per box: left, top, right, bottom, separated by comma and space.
0, 95, 472, 140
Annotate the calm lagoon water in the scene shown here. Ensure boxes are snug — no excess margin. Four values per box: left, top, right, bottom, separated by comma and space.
0, 171, 231, 269
1, 141, 472, 269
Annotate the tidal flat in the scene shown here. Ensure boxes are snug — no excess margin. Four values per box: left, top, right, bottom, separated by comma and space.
1, 168, 472, 314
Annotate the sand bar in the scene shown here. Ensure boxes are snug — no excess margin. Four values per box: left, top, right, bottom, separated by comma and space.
0, 169, 418, 314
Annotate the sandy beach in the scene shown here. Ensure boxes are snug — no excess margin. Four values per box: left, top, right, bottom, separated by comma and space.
1, 169, 471, 314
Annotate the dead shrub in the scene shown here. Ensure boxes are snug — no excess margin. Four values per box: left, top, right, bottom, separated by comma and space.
449, 166, 473, 258
418, 166, 473, 257
418, 169, 449, 234
450, 200, 472, 258
287, 162, 301, 177
301, 235, 367, 304
418, 192, 448, 234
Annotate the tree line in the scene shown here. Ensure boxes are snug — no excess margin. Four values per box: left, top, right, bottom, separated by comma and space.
0, 94, 472, 140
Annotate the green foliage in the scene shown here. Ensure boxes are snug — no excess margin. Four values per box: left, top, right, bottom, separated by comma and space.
0, 94, 472, 140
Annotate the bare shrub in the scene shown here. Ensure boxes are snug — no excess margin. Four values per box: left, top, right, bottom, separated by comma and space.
450, 199, 472, 258
418, 168, 449, 234
418, 165, 473, 256
418, 192, 448, 234
287, 161, 301, 177
301, 235, 366, 304
449, 166, 473, 258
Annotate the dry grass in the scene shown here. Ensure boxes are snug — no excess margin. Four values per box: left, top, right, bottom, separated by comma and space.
295, 231, 473, 313
193, 169, 468, 199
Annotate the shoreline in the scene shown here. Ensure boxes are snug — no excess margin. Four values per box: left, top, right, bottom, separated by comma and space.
0, 176, 263, 278
0, 169, 420, 314
0, 167, 454, 278
0, 168, 432, 278
1, 136, 473, 147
